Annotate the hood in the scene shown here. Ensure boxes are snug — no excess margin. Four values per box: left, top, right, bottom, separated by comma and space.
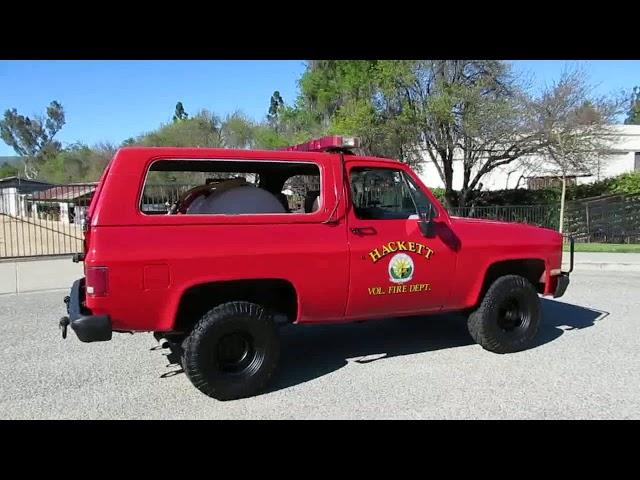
449, 216, 563, 245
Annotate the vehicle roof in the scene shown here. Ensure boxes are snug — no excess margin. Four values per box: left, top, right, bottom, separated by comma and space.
115, 146, 402, 166
115, 147, 401, 171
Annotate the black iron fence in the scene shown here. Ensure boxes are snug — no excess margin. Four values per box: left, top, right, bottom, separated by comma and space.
449, 205, 560, 230
0, 184, 95, 258
449, 194, 640, 244
1, 182, 639, 259
564, 193, 640, 244
141, 184, 197, 214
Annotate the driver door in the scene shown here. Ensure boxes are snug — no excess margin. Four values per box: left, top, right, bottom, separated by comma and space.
344, 163, 458, 320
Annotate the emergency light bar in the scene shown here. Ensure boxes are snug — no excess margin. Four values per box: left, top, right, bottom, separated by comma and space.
280, 135, 361, 153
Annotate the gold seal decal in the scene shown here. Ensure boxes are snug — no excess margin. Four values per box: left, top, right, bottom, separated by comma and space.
368, 241, 434, 263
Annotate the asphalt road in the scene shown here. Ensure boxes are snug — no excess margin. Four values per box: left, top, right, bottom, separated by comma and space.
1, 271, 638, 419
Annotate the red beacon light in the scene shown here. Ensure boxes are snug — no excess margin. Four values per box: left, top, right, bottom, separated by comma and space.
280, 135, 361, 154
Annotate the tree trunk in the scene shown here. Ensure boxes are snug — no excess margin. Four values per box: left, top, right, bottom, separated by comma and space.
441, 151, 456, 209
559, 175, 566, 233
23, 160, 37, 180
444, 188, 457, 210
458, 188, 470, 208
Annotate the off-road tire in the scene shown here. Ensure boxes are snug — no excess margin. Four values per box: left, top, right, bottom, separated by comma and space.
181, 301, 280, 400
468, 275, 541, 354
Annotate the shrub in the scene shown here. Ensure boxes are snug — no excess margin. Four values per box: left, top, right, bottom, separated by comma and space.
610, 171, 640, 195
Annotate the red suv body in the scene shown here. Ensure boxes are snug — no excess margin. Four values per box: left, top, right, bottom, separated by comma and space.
60, 143, 571, 400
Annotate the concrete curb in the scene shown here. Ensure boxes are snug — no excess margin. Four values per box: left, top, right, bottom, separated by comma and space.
573, 263, 640, 272
570, 252, 640, 272
0, 256, 83, 295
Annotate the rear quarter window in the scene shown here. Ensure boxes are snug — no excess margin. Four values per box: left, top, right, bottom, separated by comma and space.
140, 159, 322, 216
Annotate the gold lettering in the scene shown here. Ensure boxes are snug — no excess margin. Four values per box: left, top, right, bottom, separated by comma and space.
416, 243, 425, 255
408, 242, 416, 252
424, 247, 434, 259
387, 242, 398, 252
369, 249, 382, 263
397, 241, 407, 251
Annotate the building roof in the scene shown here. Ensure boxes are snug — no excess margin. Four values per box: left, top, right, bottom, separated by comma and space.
0, 176, 52, 185
31, 183, 97, 202
0, 176, 55, 193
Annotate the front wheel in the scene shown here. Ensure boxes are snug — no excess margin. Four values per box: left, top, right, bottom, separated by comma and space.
181, 301, 280, 400
468, 275, 541, 354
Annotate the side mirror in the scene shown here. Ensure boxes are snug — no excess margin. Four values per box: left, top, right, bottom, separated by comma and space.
418, 204, 436, 238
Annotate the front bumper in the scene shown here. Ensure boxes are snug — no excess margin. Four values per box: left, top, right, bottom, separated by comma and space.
59, 278, 112, 342
552, 236, 573, 299
553, 273, 570, 298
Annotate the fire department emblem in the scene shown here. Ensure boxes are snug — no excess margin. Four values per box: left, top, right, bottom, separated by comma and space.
388, 253, 414, 284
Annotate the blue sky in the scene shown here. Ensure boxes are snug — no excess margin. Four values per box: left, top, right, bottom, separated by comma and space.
1, 60, 639, 157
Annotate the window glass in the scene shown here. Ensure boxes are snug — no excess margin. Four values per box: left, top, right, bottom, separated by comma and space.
140, 159, 320, 215
349, 167, 432, 220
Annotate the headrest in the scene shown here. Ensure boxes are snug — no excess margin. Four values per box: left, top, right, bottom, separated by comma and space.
304, 190, 320, 213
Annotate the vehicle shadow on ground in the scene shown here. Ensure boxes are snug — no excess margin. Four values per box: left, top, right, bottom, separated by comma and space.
155, 299, 609, 394
266, 299, 609, 394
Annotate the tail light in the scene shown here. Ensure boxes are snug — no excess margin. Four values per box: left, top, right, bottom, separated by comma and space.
86, 267, 109, 297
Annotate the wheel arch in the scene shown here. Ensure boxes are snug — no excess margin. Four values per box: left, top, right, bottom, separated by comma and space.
470, 258, 547, 308
163, 277, 300, 334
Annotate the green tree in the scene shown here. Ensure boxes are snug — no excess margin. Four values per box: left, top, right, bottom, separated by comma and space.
267, 91, 285, 131
136, 110, 223, 147
0, 101, 65, 179
0, 161, 19, 178
221, 111, 255, 149
38, 142, 117, 183
298, 61, 534, 205
293, 60, 622, 209
610, 171, 640, 194
172, 102, 189, 122
625, 86, 640, 125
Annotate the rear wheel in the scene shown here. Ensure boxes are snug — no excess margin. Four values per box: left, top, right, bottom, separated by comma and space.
181, 301, 280, 400
468, 275, 541, 354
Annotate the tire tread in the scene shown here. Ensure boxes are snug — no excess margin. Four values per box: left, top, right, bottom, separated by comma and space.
181, 301, 279, 400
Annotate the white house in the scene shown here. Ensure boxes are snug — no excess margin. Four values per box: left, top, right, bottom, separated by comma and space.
0, 177, 53, 216
416, 124, 640, 191
29, 183, 97, 225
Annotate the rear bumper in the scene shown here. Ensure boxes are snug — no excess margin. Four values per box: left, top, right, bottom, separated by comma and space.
61, 278, 112, 342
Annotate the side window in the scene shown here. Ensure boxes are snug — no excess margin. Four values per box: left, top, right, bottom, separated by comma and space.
349, 167, 433, 220
403, 172, 434, 216
140, 159, 321, 215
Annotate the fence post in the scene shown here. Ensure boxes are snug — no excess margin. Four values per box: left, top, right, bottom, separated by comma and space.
585, 204, 590, 242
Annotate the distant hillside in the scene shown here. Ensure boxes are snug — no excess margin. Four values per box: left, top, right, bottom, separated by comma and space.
0, 156, 22, 165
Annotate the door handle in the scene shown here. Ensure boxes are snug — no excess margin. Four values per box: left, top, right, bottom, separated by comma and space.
351, 226, 376, 235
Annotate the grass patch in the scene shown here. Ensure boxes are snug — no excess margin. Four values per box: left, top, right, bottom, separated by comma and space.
563, 242, 640, 253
